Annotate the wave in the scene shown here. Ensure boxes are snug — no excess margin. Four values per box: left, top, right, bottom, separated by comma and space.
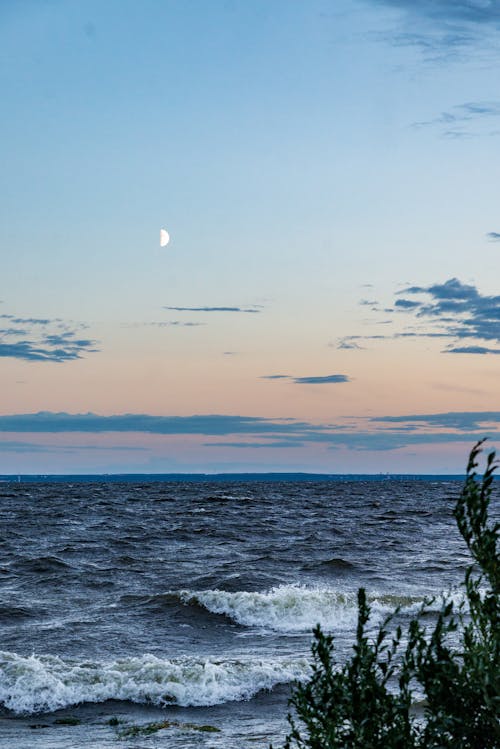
0, 604, 41, 621
0, 651, 308, 715
175, 585, 466, 633
176, 585, 424, 633
12, 555, 71, 573
302, 557, 356, 572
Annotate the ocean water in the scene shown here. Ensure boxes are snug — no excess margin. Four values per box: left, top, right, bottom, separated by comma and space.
0, 478, 482, 748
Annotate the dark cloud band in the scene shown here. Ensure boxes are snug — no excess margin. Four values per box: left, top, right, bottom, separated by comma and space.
1, 410, 498, 453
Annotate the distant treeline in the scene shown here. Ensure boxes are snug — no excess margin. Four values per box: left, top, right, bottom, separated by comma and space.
0, 473, 469, 484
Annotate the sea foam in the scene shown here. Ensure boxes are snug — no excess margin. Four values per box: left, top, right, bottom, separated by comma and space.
177, 584, 425, 632
0, 651, 308, 715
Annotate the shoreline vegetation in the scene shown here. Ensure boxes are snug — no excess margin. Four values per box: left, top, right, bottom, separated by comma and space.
275, 441, 499, 749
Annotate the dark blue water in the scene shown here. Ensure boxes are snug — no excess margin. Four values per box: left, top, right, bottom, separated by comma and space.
0, 478, 484, 748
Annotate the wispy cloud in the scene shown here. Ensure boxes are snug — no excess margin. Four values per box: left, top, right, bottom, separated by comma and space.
376, 1, 500, 25
338, 277, 500, 355
149, 321, 205, 327
0, 314, 98, 363
0, 440, 146, 453
262, 374, 351, 384
371, 411, 500, 430
486, 231, 500, 241
412, 101, 500, 137
163, 305, 262, 314
203, 440, 304, 449
337, 339, 365, 350
368, 0, 500, 60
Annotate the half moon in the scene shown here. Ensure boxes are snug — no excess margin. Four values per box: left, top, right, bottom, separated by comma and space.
160, 229, 170, 247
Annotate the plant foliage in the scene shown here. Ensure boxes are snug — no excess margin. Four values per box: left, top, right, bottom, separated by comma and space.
276, 441, 499, 749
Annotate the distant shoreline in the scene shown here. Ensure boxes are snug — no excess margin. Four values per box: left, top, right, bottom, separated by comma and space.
0, 473, 470, 483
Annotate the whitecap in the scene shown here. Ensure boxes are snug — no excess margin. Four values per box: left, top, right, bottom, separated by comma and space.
177, 584, 466, 633
178, 585, 361, 632
0, 651, 308, 715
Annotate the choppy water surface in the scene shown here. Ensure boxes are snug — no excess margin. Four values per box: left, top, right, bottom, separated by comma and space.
0, 478, 481, 747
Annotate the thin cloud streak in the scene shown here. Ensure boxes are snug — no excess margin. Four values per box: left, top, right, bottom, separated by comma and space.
203, 441, 304, 449
445, 345, 500, 355
292, 374, 351, 385
409, 98, 500, 139
0, 440, 147, 453
262, 374, 351, 384
371, 411, 500, 429
164, 306, 262, 314
413, 101, 500, 130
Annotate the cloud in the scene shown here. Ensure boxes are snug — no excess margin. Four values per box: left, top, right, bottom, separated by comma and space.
371, 411, 500, 430
335, 334, 393, 350
0, 412, 320, 436
0, 314, 97, 362
400, 278, 500, 343
123, 321, 206, 329
0, 410, 499, 453
151, 321, 205, 327
368, 0, 500, 60
445, 345, 500, 355
375, 1, 500, 24
292, 374, 351, 384
486, 231, 500, 241
0, 315, 54, 325
0, 440, 58, 453
336, 339, 364, 350
414, 102, 500, 127
262, 374, 351, 384
339, 278, 500, 354
0, 440, 146, 453
203, 440, 304, 449
394, 299, 421, 309
412, 101, 500, 137
163, 306, 262, 314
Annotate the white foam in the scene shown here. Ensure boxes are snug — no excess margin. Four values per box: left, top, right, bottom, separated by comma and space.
0, 651, 308, 715
180, 585, 366, 632
178, 584, 462, 633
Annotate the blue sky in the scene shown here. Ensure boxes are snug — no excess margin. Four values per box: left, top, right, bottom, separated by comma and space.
1, 0, 500, 473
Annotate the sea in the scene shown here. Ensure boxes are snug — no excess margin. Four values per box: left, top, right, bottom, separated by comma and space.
0, 473, 491, 748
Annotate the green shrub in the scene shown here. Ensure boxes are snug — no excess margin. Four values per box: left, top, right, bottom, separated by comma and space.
276, 441, 499, 749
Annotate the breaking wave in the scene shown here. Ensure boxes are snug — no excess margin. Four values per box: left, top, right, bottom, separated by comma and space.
0, 651, 308, 715
176, 584, 429, 633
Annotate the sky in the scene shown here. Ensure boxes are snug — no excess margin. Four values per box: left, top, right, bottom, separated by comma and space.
1, 0, 500, 474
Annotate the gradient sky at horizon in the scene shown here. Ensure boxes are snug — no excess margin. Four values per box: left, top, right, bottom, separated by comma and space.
2, 0, 500, 473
